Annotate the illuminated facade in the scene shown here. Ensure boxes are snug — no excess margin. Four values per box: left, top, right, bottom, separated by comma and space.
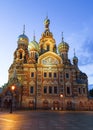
4, 17, 93, 110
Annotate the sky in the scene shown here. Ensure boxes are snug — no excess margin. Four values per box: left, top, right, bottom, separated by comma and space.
0, 0, 93, 89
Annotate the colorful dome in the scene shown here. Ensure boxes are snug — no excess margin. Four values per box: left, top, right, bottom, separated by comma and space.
28, 39, 39, 52
58, 41, 69, 53
17, 33, 29, 45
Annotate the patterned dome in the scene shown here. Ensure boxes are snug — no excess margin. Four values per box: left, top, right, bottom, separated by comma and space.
58, 41, 69, 53
58, 33, 69, 53
18, 33, 29, 45
28, 39, 39, 52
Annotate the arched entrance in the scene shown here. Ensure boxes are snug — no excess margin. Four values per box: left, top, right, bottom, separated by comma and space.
43, 100, 49, 110
66, 101, 73, 110
53, 101, 59, 110
29, 100, 34, 109
79, 101, 84, 110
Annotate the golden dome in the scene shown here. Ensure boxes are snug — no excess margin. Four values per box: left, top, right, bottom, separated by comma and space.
58, 32, 69, 53
58, 41, 69, 53
28, 38, 39, 52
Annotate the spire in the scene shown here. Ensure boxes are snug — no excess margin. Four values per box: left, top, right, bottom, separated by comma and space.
23, 24, 25, 34
74, 48, 76, 57
33, 31, 36, 41
62, 32, 64, 42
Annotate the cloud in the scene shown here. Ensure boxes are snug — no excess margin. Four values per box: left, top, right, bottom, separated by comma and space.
66, 18, 93, 89
89, 84, 93, 90
78, 38, 93, 65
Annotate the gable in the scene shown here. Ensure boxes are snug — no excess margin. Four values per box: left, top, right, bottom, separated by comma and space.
38, 51, 62, 65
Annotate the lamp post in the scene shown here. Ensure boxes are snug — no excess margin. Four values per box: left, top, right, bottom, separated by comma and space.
10, 85, 15, 113
60, 94, 64, 110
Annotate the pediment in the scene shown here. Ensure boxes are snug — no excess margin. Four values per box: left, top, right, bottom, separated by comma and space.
38, 51, 62, 65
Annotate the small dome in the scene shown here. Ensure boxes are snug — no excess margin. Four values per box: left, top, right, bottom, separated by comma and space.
17, 33, 29, 45
28, 40, 39, 52
73, 55, 78, 61
58, 41, 69, 53
18, 34, 29, 40
73, 49, 78, 65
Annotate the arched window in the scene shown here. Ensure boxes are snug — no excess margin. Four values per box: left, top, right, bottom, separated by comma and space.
47, 45, 50, 51
19, 52, 22, 59
49, 86, 52, 94
67, 87, 70, 94
44, 86, 47, 94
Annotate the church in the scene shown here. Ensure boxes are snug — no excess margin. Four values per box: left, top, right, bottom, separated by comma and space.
2, 17, 93, 110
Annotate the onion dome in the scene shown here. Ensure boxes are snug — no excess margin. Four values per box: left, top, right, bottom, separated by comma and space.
73, 55, 78, 62
73, 49, 78, 65
28, 35, 39, 52
58, 32, 69, 54
17, 25, 29, 46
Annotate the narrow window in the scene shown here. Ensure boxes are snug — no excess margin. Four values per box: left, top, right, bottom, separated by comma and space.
67, 87, 70, 94
79, 88, 81, 94
47, 45, 50, 51
54, 86, 57, 94
30, 86, 34, 94
49, 72, 52, 77
20, 52, 22, 59
54, 73, 57, 78
44, 86, 47, 94
49, 86, 52, 94
31, 72, 34, 77
66, 73, 69, 78
44, 72, 47, 77
83, 88, 86, 94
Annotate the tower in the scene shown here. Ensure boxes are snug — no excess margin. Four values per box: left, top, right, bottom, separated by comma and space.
39, 17, 57, 54
58, 32, 69, 61
14, 25, 29, 64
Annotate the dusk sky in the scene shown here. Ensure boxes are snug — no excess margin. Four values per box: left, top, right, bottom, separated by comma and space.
0, 0, 93, 89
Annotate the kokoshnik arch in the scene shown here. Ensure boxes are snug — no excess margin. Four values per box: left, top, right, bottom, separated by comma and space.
2, 17, 93, 110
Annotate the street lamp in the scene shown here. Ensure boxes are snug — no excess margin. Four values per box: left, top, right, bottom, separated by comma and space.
10, 85, 15, 113
60, 94, 64, 110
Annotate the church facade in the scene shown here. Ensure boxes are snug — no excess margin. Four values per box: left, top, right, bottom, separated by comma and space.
3, 17, 93, 110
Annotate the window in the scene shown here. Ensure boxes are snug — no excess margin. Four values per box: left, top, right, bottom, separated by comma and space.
78, 88, 81, 94
60, 79, 63, 82
49, 86, 52, 94
83, 88, 86, 94
44, 86, 47, 94
47, 45, 50, 51
49, 72, 52, 77
54, 86, 57, 94
30, 86, 34, 94
66, 73, 69, 78
67, 87, 70, 94
31, 72, 34, 77
54, 73, 57, 78
44, 72, 47, 77
19, 52, 22, 59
